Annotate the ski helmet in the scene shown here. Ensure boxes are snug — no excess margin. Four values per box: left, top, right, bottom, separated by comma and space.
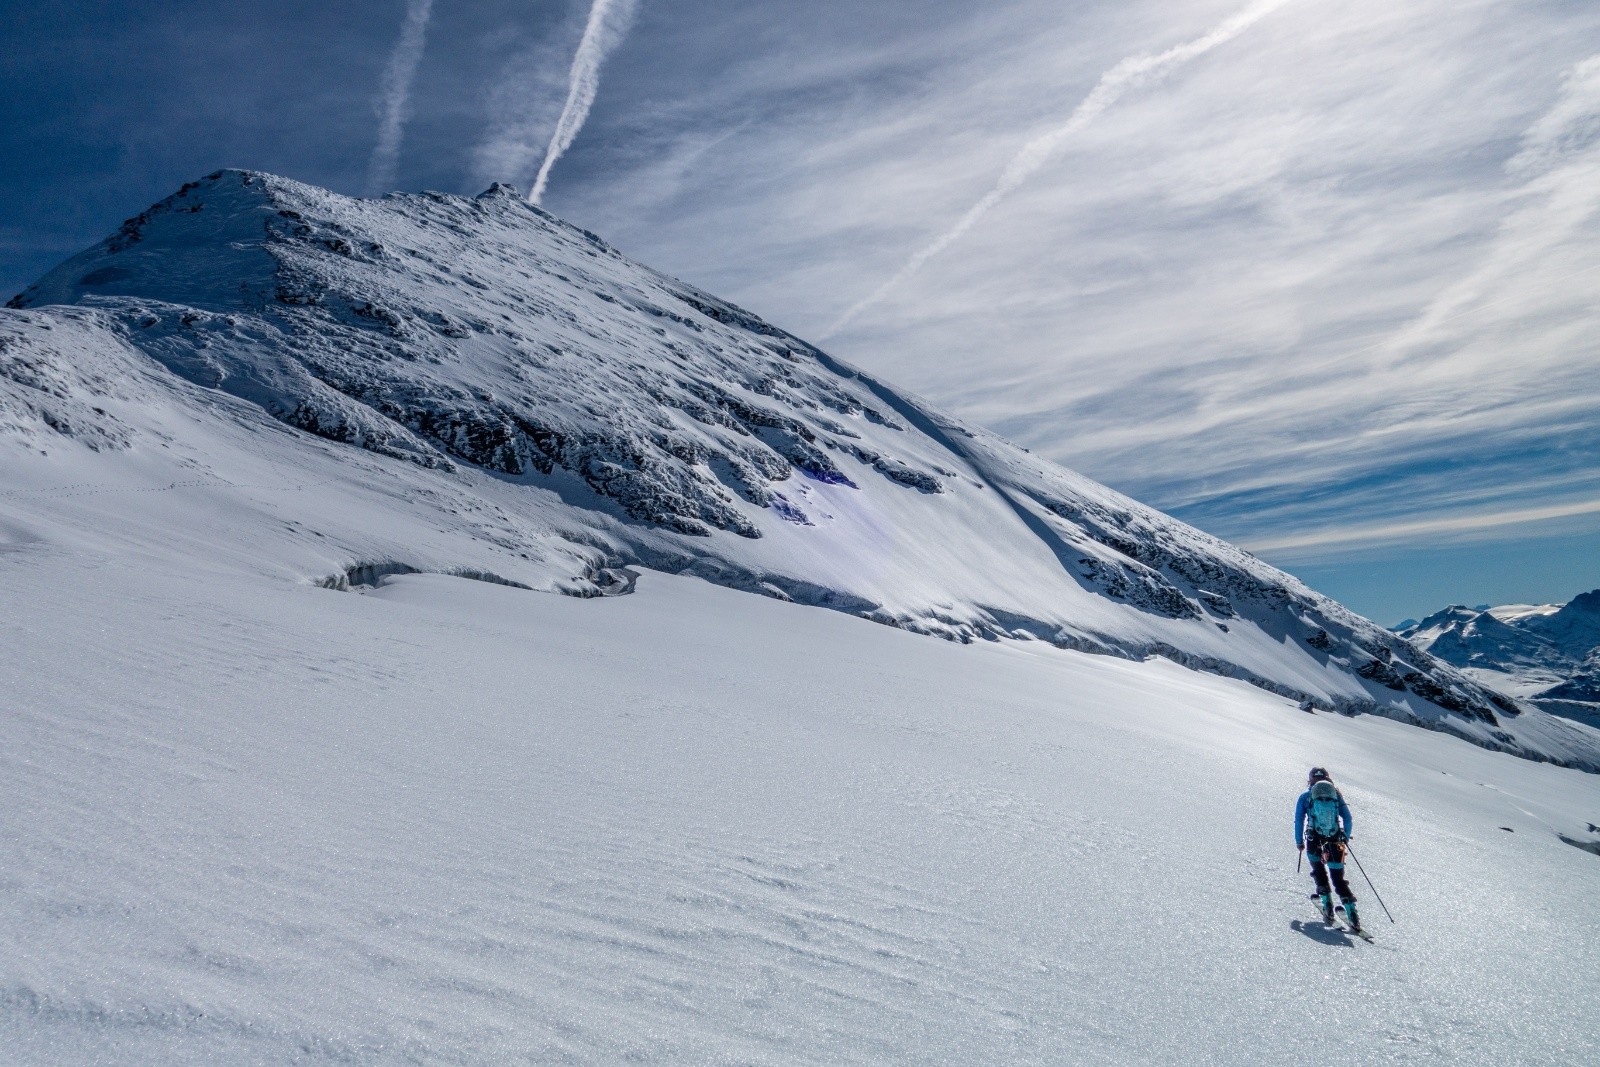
1308, 766, 1331, 785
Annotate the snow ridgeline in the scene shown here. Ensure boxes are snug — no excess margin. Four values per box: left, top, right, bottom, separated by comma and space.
4, 169, 1597, 769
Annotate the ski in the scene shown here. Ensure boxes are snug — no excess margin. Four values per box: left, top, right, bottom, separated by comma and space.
1309, 899, 1373, 941
1335, 906, 1374, 942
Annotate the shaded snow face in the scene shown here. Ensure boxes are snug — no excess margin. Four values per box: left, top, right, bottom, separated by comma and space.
4, 169, 1589, 766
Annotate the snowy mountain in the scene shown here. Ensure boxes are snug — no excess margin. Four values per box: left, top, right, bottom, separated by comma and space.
2, 169, 1594, 769
1396, 591, 1600, 724
6, 171, 1600, 1063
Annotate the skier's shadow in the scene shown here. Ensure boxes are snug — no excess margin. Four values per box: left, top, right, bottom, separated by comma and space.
1290, 919, 1354, 946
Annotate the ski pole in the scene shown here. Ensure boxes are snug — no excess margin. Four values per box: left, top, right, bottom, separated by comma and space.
1344, 842, 1394, 923
1297, 847, 1303, 873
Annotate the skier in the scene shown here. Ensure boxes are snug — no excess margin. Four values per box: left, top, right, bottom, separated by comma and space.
1295, 766, 1360, 932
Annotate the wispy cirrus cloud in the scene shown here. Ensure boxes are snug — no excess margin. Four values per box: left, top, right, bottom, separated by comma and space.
6, 0, 1598, 614
1246, 497, 1600, 557
9, 0, 1597, 615
529, 0, 639, 204
468, 29, 573, 194
547, 0, 1600, 597
823, 0, 1298, 337
365, 0, 435, 196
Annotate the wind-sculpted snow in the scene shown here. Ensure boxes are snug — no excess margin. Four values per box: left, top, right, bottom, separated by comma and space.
5, 169, 1598, 769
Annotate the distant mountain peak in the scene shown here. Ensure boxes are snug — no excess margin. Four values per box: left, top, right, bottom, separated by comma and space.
1564, 589, 1600, 613
1396, 589, 1600, 722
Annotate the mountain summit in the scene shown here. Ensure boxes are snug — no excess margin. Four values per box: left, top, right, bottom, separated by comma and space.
4, 170, 1595, 767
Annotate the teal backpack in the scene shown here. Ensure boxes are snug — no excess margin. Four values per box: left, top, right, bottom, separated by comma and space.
1309, 779, 1343, 837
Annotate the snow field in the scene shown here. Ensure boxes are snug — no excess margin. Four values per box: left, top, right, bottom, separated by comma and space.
3, 167, 1598, 1060
3, 556, 1598, 1064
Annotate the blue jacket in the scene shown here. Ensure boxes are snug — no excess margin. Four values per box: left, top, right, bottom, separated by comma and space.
1295, 789, 1352, 847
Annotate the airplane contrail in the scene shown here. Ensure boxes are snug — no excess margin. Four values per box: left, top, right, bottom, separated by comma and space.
365, 0, 435, 196
824, 0, 1298, 337
529, 0, 639, 205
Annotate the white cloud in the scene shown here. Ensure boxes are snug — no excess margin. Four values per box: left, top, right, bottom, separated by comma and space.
543, 0, 1600, 558
822, 0, 1300, 337
365, 0, 435, 196
1246, 496, 1600, 557
530, 0, 639, 204
468, 17, 580, 194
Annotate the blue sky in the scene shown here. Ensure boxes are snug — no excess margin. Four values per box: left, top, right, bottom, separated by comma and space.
3, 0, 1598, 624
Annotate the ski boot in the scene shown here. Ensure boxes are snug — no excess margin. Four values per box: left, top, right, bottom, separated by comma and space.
1341, 900, 1361, 933
1319, 893, 1335, 925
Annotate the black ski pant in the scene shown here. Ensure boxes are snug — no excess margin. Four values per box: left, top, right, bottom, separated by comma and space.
1307, 835, 1355, 902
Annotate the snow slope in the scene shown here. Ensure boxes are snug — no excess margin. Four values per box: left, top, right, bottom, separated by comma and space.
3, 555, 1600, 1064
5, 171, 1600, 1062
4, 169, 1588, 766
